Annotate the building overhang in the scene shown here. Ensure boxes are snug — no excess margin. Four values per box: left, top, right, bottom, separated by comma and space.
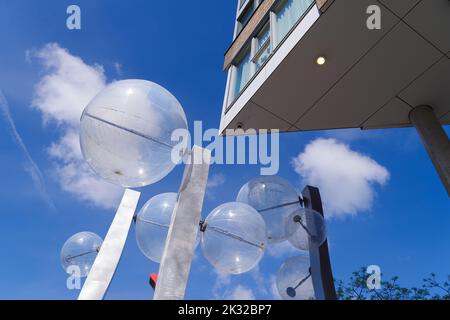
220, 0, 450, 135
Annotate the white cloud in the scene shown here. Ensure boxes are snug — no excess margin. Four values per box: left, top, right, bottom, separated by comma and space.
212, 270, 257, 300
292, 138, 390, 218
113, 62, 123, 76
206, 173, 226, 199
31, 43, 122, 209
0, 90, 55, 211
266, 241, 298, 259
270, 275, 281, 300
249, 265, 268, 296
48, 130, 123, 208
212, 267, 270, 300
225, 285, 256, 300
324, 128, 366, 142
31, 43, 106, 126
207, 173, 226, 189
212, 271, 231, 299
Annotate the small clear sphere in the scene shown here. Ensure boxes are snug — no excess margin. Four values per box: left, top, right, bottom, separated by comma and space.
202, 202, 267, 275
287, 209, 327, 250
237, 176, 300, 243
80, 79, 188, 188
276, 255, 315, 300
135, 193, 200, 263
60, 232, 103, 278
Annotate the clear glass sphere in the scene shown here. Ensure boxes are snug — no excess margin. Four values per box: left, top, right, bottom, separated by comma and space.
135, 193, 175, 263
80, 79, 188, 188
276, 255, 315, 300
287, 209, 327, 250
135, 193, 200, 263
60, 232, 103, 278
202, 202, 267, 275
237, 176, 300, 243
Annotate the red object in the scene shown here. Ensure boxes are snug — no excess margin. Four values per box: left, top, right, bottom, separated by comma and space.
149, 273, 158, 290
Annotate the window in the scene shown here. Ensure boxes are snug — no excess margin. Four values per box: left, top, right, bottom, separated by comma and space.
253, 23, 271, 70
230, 22, 271, 103
274, 0, 313, 46
230, 47, 253, 102
236, 0, 266, 34
239, 0, 250, 10
237, 1, 256, 34
227, 0, 313, 107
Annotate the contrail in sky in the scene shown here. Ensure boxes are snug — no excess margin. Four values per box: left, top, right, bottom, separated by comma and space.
0, 90, 56, 212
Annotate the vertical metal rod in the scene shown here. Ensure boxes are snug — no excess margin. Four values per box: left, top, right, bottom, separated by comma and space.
302, 186, 337, 300
78, 189, 141, 300
153, 146, 211, 300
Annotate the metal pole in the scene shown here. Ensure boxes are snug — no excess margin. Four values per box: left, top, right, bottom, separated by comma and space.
153, 146, 211, 300
78, 189, 141, 300
409, 105, 450, 197
302, 186, 337, 300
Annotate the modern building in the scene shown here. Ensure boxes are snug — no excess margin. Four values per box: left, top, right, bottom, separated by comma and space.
220, 0, 450, 195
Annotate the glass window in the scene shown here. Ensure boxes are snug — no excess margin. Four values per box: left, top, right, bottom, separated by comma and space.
239, 0, 249, 10
275, 0, 313, 46
238, 1, 256, 32
227, 0, 314, 108
256, 24, 270, 51
253, 23, 271, 70
232, 48, 253, 101
254, 44, 271, 70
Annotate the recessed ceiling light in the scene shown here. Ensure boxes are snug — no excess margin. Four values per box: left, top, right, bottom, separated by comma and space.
316, 56, 326, 66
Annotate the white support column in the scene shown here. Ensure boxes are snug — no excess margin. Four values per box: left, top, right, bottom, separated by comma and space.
154, 146, 211, 300
78, 189, 141, 300
410, 106, 450, 197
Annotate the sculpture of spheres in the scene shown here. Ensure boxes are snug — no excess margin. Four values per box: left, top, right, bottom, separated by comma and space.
276, 255, 315, 300
286, 209, 327, 251
201, 202, 267, 275
80, 79, 188, 188
135, 192, 200, 263
60, 232, 103, 278
237, 176, 301, 243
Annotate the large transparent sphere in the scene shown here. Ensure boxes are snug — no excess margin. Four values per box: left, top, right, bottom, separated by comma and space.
80, 79, 188, 188
60, 232, 103, 278
202, 202, 267, 275
237, 176, 300, 243
287, 209, 327, 251
276, 255, 315, 300
136, 193, 200, 263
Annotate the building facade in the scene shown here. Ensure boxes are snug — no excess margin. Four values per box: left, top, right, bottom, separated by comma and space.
220, 0, 450, 195
221, 0, 331, 133
220, 0, 449, 135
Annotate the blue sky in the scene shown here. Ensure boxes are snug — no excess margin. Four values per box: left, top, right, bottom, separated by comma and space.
0, 0, 449, 300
